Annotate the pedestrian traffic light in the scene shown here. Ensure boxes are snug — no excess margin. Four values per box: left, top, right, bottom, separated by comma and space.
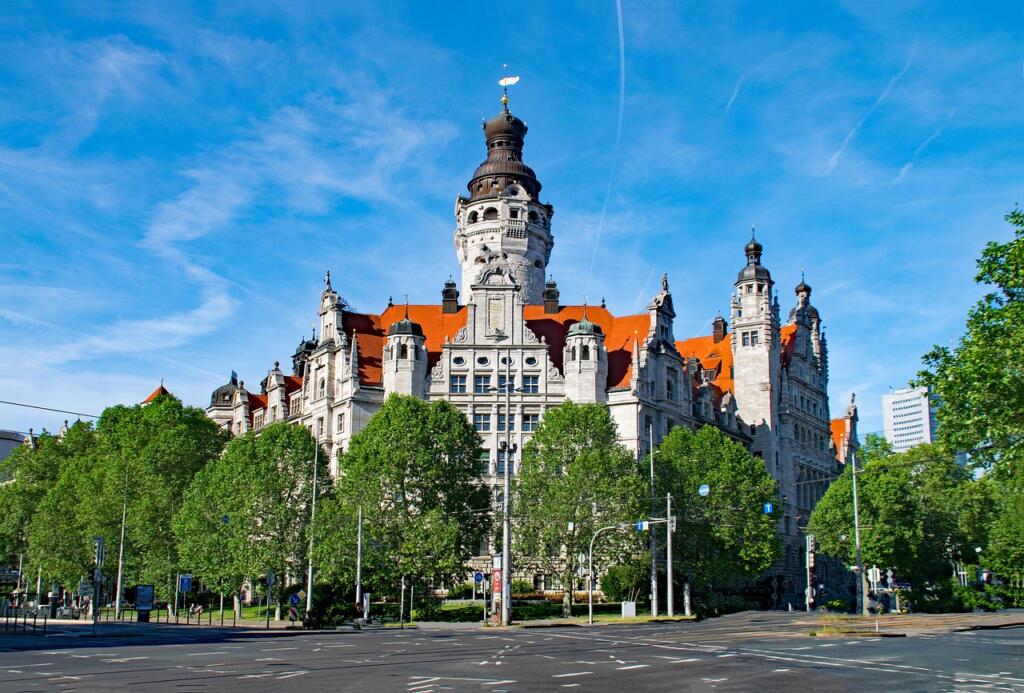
808, 552, 815, 568
92, 536, 105, 567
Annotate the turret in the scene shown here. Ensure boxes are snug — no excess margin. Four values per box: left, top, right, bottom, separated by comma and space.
454, 95, 554, 304
563, 307, 608, 403
383, 307, 427, 397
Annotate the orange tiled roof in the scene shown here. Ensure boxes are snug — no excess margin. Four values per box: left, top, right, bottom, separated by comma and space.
676, 333, 734, 405
142, 384, 171, 404
523, 305, 650, 389
780, 323, 798, 366
283, 375, 303, 393
249, 394, 267, 411
830, 417, 847, 461
342, 305, 469, 386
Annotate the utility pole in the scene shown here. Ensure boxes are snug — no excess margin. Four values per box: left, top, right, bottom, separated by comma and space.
500, 341, 515, 627
851, 451, 867, 616
666, 493, 674, 617
805, 534, 815, 612
306, 444, 320, 616
114, 467, 128, 620
355, 505, 363, 612
648, 423, 658, 617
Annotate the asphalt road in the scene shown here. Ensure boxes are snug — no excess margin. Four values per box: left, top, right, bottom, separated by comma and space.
1, 614, 1022, 691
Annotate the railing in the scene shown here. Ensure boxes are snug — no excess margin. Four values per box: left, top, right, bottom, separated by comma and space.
3, 609, 47, 634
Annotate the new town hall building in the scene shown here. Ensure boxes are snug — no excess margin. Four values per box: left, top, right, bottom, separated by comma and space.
206, 98, 859, 603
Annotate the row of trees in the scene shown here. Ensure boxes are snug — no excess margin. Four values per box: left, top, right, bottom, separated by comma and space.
809, 208, 1024, 608
1, 392, 781, 617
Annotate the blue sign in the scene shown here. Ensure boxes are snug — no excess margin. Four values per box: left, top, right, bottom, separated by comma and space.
634, 520, 649, 531
473, 571, 484, 584
289, 593, 301, 606
763, 502, 774, 514
179, 574, 192, 592
136, 584, 155, 611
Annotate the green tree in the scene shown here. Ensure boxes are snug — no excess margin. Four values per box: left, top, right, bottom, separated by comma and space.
0, 423, 96, 574
178, 421, 328, 612
656, 425, 780, 600
917, 208, 1024, 474
513, 401, 645, 616
314, 394, 488, 601
808, 441, 984, 588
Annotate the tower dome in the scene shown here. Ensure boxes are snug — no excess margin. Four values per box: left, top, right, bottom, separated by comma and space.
467, 104, 541, 201
737, 229, 771, 283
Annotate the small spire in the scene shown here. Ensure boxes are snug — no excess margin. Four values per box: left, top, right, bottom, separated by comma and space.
404, 294, 410, 320
388, 295, 393, 307
600, 297, 606, 308
274, 360, 280, 370
661, 273, 669, 291
582, 295, 589, 320
325, 270, 332, 291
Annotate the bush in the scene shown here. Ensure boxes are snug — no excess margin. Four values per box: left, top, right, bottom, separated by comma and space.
303, 582, 358, 629
446, 583, 475, 599
511, 580, 533, 596
826, 598, 851, 613
600, 563, 649, 603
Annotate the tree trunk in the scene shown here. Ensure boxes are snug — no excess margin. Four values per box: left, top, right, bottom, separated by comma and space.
562, 573, 572, 617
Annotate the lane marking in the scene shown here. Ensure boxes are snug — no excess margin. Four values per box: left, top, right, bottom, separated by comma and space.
553, 672, 593, 678
277, 671, 308, 680
616, 664, 650, 670
261, 646, 298, 652
187, 651, 229, 656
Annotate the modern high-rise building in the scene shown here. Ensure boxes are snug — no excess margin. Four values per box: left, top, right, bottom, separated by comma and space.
882, 386, 939, 452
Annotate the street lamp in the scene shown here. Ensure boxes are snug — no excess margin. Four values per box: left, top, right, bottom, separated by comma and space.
491, 362, 520, 628
305, 444, 320, 617
588, 523, 629, 624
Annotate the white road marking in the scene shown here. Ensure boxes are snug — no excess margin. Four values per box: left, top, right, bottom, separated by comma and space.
553, 672, 593, 678
774, 668, 791, 672
1, 663, 53, 668
481, 682, 516, 686
277, 671, 308, 680
261, 646, 298, 651
561, 685, 581, 689
187, 651, 229, 656
616, 664, 650, 670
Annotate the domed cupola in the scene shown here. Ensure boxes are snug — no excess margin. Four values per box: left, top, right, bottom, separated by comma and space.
383, 304, 427, 398
468, 98, 541, 201
737, 228, 772, 284
567, 315, 604, 338
790, 273, 819, 322
563, 303, 608, 404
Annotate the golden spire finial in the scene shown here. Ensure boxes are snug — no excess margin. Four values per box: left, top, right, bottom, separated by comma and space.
498, 64, 519, 111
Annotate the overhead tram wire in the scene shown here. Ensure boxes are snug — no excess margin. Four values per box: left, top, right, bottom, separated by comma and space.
0, 399, 100, 419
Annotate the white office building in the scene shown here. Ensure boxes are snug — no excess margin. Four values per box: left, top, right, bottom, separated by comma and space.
882, 386, 939, 452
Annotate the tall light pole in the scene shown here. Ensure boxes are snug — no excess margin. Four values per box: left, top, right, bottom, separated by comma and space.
648, 423, 658, 617
114, 467, 128, 621
355, 505, 363, 613
851, 451, 867, 616
306, 443, 320, 616
666, 493, 674, 617
492, 333, 517, 627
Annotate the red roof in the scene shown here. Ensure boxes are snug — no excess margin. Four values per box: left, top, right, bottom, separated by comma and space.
283, 375, 303, 393
142, 384, 171, 404
830, 417, 848, 461
780, 323, 798, 366
676, 333, 734, 405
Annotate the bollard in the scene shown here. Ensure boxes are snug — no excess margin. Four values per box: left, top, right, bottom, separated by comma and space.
42, 615, 47, 635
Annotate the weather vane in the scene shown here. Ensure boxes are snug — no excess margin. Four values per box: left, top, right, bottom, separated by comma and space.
498, 64, 520, 109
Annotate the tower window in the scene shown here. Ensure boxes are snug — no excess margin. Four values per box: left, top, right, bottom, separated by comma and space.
751, 332, 759, 346
742, 332, 750, 347
571, 346, 577, 361
319, 378, 326, 398
468, 211, 479, 223
581, 345, 591, 360
483, 207, 498, 221
510, 209, 519, 219
528, 211, 539, 223
399, 344, 408, 359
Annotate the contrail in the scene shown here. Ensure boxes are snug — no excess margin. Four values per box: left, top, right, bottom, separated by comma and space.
824, 43, 917, 175
892, 108, 956, 185
585, 0, 625, 294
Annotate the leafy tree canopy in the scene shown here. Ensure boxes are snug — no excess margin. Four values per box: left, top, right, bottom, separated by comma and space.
656, 425, 780, 594
314, 394, 488, 599
514, 401, 646, 615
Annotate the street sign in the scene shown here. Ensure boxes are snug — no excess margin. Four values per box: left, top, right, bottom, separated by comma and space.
491, 568, 501, 596
634, 520, 649, 531
290, 593, 301, 607
179, 574, 192, 592
288, 606, 298, 621
868, 567, 881, 584
763, 502, 773, 514
698, 484, 710, 497
473, 571, 484, 584
93, 568, 103, 583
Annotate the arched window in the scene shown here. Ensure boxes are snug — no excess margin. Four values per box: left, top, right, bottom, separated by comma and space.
528, 210, 539, 223
571, 346, 577, 361
319, 378, 326, 398
581, 345, 591, 360
468, 210, 479, 223
483, 207, 498, 221
666, 378, 674, 400
399, 344, 408, 359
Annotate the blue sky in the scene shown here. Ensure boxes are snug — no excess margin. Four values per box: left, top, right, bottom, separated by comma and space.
1, 1, 1022, 437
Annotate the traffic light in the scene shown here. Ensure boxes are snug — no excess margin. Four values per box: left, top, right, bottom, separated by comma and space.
808, 551, 815, 569
92, 536, 105, 567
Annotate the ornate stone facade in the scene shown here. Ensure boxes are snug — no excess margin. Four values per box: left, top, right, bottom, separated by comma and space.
206, 99, 858, 603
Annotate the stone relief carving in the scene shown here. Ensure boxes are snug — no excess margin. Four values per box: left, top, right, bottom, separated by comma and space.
454, 327, 468, 343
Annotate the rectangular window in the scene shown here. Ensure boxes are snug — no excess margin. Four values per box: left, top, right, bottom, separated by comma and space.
498, 413, 515, 432
498, 374, 514, 393
316, 417, 324, 438
473, 413, 491, 431
522, 413, 539, 431
478, 449, 491, 475
497, 449, 514, 475
449, 375, 467, 394
474, 375, 491, 394
336, 413, 345, 432
255, 414, 264, 429
751, 331, 760, 346
522, 375, 539, 393
742, 331, 750, 346
271, 406, 278, 420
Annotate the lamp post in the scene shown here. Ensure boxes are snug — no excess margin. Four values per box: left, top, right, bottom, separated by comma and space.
589, 523, 628, 624
114, 467, 128, 621
305, 444, 320, 616
851, 451, 867, 616
491, 349, 519, 628
648, 423, 658, 618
